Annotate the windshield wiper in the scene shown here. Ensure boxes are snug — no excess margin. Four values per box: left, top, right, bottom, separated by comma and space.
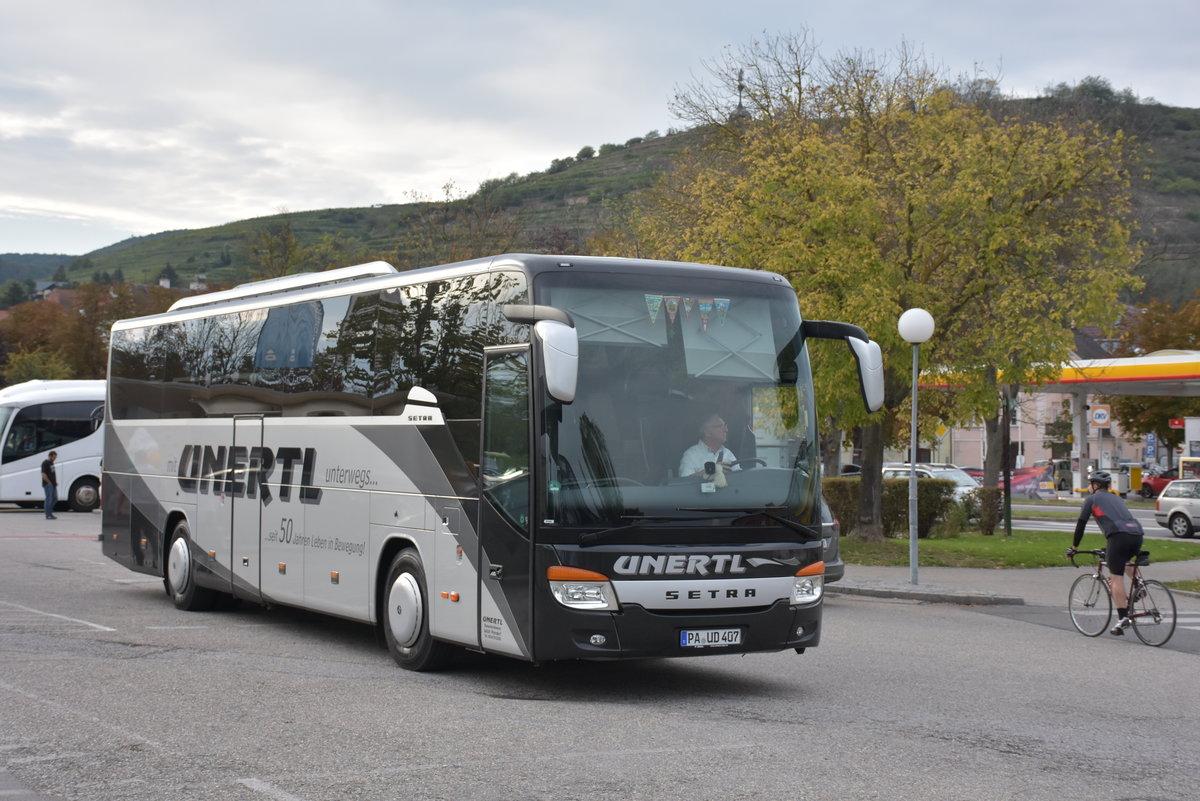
577, 514, 719, 547
675, 506, 821, 540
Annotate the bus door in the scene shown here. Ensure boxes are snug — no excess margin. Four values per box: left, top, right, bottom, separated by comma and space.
231, 416, 264, 602
476, 347, 534, 658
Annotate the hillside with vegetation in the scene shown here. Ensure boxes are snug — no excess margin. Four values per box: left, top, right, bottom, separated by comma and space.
49, 130, 694, 290
4, 88, 1200, 306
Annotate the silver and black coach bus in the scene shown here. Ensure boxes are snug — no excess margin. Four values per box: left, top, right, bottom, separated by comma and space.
102, 254, 882, 670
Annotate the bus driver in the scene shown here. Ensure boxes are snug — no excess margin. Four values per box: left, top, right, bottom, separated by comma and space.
679, 412, 741, 478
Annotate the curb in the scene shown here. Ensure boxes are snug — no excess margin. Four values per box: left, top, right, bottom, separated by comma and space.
826, 580, 1025, 606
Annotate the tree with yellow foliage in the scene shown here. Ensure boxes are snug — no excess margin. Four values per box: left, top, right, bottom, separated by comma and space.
595, 34, 1142, 538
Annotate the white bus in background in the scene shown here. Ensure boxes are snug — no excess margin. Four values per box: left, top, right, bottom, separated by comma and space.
0, 380, 105, 512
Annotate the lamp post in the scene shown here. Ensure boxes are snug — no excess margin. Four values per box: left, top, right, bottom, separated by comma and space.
898, 308, 935, 586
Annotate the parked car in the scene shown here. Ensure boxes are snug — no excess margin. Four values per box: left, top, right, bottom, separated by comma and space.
959, 465, 1055, 499
881, 463, 980, 503
1154, 478, 1200, 538
820, 496, 844, 583
1139, 468, 1178, 499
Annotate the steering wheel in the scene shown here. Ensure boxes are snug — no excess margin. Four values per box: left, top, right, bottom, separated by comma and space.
729, 458, 767, 469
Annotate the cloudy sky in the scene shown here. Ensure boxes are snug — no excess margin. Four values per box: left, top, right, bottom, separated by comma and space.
2, 0, 1197, 255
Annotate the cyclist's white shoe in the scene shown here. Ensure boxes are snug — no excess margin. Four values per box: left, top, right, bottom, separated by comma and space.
1110, 617, 1131, 636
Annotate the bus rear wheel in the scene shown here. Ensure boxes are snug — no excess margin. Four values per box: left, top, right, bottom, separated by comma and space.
68, 477, 100, 512
165, 521, 217, 611
383, 548, 453, 671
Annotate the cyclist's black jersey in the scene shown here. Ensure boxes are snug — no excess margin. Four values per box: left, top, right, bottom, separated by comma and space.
1073, 490, 1144, 547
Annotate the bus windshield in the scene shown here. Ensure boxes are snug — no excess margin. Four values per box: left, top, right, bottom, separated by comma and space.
536, 271, 819, 534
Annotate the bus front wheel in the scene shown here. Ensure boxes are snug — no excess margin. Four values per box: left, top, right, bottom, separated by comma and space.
68, 477, 100, 513
165, 521, 217, 611
383, 548, 453, 671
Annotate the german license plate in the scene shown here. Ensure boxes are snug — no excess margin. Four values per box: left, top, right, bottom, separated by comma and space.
680, 627, 742, 648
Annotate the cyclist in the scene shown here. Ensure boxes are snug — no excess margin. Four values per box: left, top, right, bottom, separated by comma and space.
1067, 470, 1145, 635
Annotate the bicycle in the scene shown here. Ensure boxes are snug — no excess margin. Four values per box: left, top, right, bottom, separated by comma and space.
1066, 548, 1177, 646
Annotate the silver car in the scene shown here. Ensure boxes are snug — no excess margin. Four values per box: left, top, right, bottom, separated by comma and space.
1154, 479, 1200, 538
820, 497, 844, 583
881, 463, 980, 503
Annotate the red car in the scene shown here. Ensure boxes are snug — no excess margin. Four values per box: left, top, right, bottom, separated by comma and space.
961, 466, 1052, 498
1139, 468, 1178, 499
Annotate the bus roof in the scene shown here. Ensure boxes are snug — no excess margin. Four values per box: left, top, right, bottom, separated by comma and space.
114, 254, 791, 332
0, 379, 106, 404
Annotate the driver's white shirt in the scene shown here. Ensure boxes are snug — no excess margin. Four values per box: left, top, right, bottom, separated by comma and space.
678, 441, 739, 478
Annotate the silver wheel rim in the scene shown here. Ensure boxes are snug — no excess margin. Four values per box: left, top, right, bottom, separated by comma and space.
74, 483, 97, 509
1171, 516, 1190, 537
167, 536, 191, 594
387, 572, 422, 649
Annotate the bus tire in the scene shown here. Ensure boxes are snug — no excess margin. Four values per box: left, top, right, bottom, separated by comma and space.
383, 548, 453, 671
165, 521, 217, 611
68, 477, 100, 513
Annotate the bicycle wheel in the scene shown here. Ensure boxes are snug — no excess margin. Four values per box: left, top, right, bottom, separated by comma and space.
1068, 574, 1112, 637
1131, 579, 1177, 646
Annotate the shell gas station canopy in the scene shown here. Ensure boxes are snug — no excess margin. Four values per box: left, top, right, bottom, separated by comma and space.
1028, 350, 1200, 398
1021, 350, 1200, 488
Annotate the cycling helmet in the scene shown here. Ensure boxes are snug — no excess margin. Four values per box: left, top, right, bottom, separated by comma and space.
1089, 470, 1112, 488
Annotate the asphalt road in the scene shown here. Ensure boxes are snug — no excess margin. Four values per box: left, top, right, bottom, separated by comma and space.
2, 508, 1198, 801
1010, 499, 1183, 539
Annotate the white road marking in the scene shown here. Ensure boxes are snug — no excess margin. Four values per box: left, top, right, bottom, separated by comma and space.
238, 778, 310, 801
0, 679, 164, 752
0, 600, 115, 631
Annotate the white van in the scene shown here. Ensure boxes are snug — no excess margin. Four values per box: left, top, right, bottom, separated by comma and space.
0, 380, 105, 512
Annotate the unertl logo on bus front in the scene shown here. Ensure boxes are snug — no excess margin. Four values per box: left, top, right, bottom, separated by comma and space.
612, 554, 753, 576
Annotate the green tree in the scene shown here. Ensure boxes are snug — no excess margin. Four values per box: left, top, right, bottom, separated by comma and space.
247, 221, 307, 278
576, 145, 595, 160
308, 232, 371, 272
1042, 404, 1075, 459
2, 349, 73, 383
393, 181, 521, 268
606, 33, 1141, 538
0, 280, 31, 309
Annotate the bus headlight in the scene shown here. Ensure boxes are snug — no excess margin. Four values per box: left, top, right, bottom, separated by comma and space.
791, 561, 825, 606
547, 566, 618, 611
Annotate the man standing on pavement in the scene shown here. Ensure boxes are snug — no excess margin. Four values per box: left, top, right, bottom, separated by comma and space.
41, 450, 58, 520
1067, 470, 1144, 635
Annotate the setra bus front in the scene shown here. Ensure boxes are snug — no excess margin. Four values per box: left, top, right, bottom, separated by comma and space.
488, 262, 881, 662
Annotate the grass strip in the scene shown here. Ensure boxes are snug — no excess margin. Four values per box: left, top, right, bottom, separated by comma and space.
840, 530, 1200, 570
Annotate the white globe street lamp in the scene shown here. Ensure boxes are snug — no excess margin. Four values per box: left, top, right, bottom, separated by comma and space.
899, 308, 935, 585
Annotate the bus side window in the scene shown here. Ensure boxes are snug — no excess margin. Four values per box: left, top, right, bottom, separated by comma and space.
1, 402, 94, 462
3, 419, 38, 462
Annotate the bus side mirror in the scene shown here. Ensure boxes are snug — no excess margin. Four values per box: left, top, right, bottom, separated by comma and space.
800, 319, 884, 414
847, 337, 884, 413
535, 320, 577, 403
